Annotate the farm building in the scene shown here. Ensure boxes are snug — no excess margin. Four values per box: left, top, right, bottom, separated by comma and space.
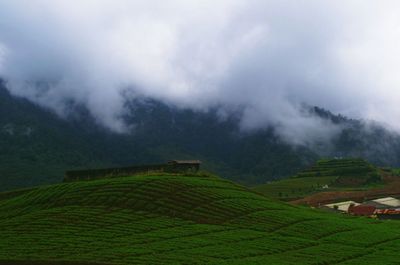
323, 201, 360, 213
348, 205, 376, 216
168, 160, 201, 171
375, 209, 400, 220
365, 197, 400, 209
64, 160, 201, 182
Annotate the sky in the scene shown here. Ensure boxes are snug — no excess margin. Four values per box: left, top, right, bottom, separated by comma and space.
0, 0, 400, 144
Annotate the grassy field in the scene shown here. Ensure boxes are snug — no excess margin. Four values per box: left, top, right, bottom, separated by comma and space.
1, 172, 400, 264
253, 158, 383, 200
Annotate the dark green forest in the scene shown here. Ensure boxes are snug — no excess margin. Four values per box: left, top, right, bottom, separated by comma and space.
2, 80, 400, 191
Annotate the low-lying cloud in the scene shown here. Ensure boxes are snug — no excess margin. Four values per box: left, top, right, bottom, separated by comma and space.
1, 0, 400, 144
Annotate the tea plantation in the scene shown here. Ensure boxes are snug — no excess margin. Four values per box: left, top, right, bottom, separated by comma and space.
254, 158, 382, 200
296, 158, 381, 185
0, 173, 400, 264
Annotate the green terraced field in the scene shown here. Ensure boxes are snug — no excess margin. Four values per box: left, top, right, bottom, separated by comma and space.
252, 176, 336, 200
254, 158, 382, 200
296, 159, 380, 182
1, 173, 400, 264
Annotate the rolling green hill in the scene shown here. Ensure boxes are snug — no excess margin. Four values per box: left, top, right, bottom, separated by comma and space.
254, 158, 383, 200
1, 173, 400, 264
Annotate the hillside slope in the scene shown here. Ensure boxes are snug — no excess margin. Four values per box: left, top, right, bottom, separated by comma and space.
253, 158, 383, 200
0, 81, 316, 191
0, 82, 110, 189
1, 174, 400, 264
295, 158, 380, 184
3, 79, 400, 191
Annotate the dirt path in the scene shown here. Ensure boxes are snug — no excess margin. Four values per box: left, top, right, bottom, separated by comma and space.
291, 180, 400, 207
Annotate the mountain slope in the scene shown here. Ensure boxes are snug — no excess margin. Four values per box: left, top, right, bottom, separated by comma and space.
1, 173, 400, 264
3, 80, 400, 191
0, 82, 116, 189
0, 81, 316, 191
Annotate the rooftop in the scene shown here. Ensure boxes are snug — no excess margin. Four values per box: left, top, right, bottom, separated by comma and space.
325, 201, 360, 212
375, 209, 400, 215
168, 160, 202, 164
348, 205, 376, 216
371, 197, 400, 207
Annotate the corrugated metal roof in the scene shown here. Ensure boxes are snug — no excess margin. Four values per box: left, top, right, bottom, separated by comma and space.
325, 201, 360, 212
371, 197, 400, 207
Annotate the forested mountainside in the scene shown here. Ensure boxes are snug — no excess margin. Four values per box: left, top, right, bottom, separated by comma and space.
1, 80, 400, 191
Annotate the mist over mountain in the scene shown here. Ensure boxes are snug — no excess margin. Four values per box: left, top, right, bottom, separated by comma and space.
2, 80, 400, 191
2, 1, 400, 146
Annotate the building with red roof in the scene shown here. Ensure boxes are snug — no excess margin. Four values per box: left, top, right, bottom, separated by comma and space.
348, 205, 376, 216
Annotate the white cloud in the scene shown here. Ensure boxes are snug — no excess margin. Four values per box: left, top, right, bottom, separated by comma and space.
1, 0, 400, 142
0, 43, 6, 74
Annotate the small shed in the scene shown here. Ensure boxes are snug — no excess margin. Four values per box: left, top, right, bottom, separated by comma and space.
168, 160, 201, 172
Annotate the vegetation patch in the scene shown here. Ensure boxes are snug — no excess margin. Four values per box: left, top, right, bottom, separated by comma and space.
254, 158, 384, 200
1, 173, 400, 264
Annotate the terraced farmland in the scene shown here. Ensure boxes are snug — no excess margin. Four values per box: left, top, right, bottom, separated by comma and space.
254, 158, 383, 200
1, 173, 400, 264
252, 176, 336, 200
297, 158, 380, 185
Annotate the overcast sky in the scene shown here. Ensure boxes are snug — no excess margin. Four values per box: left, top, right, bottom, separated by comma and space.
0, 0, 400, 144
